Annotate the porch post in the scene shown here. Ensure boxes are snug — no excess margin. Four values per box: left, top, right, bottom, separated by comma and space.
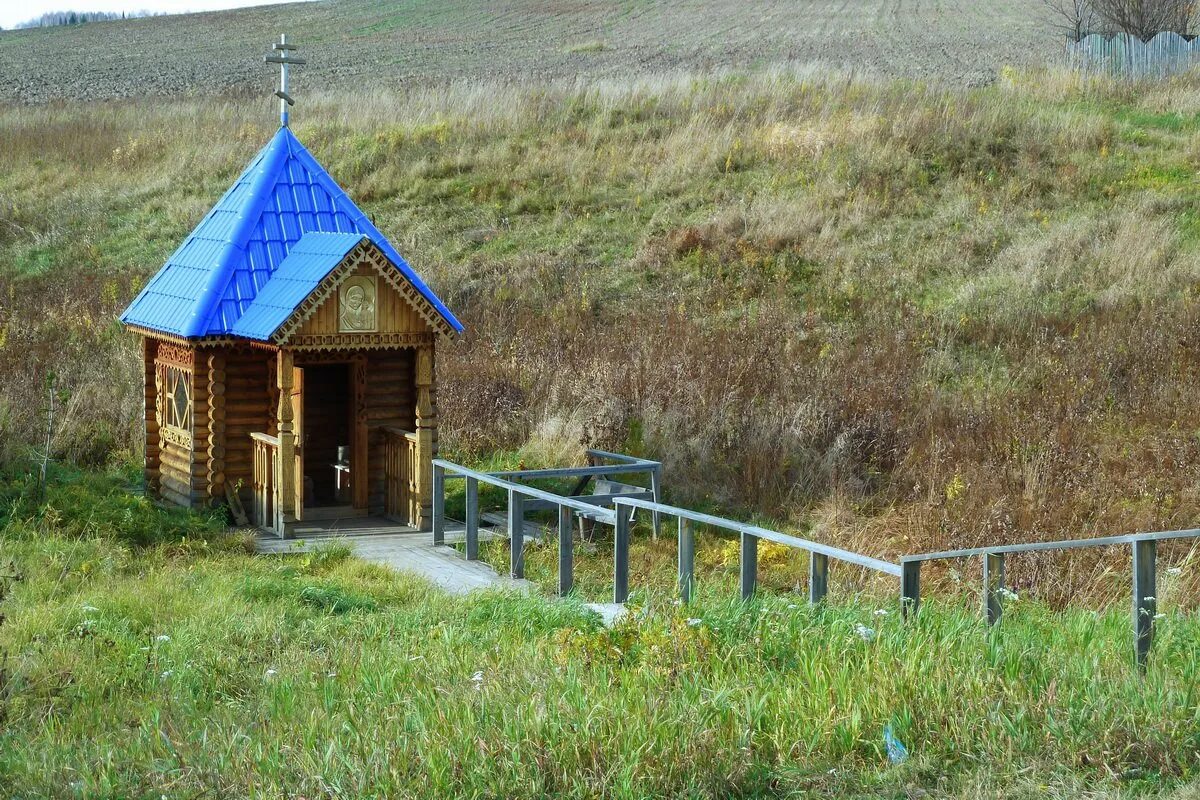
351, 354, 369, 511
414, 344, 436, 531
276, 349, 296, 527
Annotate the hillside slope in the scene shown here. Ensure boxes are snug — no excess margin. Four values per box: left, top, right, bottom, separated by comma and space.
4, 70, 1200, 597
0, 0, 1051, 102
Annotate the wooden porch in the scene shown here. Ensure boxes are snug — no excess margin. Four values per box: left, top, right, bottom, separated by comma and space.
251, 417, 430, 539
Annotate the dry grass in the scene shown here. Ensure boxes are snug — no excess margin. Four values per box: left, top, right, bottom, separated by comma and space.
5, 68, 1200, 601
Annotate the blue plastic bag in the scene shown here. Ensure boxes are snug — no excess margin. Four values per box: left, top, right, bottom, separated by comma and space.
884, 723, 909, 764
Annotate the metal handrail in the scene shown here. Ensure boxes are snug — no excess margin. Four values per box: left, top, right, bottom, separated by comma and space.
430, 450, 1196, 669
433, 459, 619, 522
903, 527, 1200, 563
615, 497, 901, 576
899, 527, 1200, 668
443, 449, 658, 481
432, 457, 635, 587
611, 496, 898, 607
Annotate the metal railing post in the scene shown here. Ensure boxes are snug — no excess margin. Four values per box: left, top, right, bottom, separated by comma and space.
650, 465, 662, 541
983, 552, 1005, 626
558, 504, 573, 597
432, 463, 445, 546
740, 532, 758, 600
614, 505, 630, 603
678, 518, 695, 604
809, 552, 828, 604
508, 489, 525, 579
901, 559, 921, 619
464, 476, 479, 561
1133, 538, 1157, 670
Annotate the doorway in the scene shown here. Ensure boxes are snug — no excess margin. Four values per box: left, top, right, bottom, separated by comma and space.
299, 363, 353, 509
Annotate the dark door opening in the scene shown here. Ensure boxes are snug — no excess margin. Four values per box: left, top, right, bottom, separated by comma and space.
301, 363, 352, 508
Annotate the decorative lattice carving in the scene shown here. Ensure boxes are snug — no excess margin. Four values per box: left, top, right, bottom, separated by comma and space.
287, 332, 435, 351
274, 240, 456, 344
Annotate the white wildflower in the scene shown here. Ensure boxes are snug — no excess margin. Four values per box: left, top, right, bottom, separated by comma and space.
998, 588, 1019, 602
326, 671, 337, 679
81, 605, 99, 613
1167, 567, 1182, 576
470, 670, 484, 689
686, 618, 703, 627
873, 609, 890, 617
854, 623, 876, 642
265, 668, 278, 678
786, 604, 798, 610
156, 634, 171, 643
1154, 613, 1166, 620
160, 670, 172, 678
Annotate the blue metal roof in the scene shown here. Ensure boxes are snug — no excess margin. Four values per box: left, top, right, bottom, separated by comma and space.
120, 126, 463, 338
229, 232, 365, 341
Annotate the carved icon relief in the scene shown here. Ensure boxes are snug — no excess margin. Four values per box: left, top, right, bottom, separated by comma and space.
339, 276, 377, 332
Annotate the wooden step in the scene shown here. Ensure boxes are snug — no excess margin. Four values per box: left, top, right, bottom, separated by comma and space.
297, 505, 369, 522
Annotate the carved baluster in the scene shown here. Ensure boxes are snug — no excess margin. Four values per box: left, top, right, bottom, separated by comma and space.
207, 352, 226, 503
414, 345, 436, 531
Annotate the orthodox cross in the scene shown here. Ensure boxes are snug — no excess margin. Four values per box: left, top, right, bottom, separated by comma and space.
264, 34, 305, 128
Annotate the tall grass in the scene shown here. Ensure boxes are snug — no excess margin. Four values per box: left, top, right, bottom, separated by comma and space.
6, 68, 1200, 599
2, 472, 1200, 798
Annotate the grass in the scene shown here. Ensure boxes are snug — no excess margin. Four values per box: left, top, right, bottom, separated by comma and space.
9, 69, 1200, 595
3, 470, 1200, 797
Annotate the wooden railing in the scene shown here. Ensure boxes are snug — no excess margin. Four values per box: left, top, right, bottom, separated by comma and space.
250, 432, 281, 536
383, 427, 420, 527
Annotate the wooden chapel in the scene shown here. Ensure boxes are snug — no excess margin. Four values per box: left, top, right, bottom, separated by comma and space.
119, 37, 463, 537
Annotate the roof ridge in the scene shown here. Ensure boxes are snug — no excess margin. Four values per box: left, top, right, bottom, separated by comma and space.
189, 128, 293, 337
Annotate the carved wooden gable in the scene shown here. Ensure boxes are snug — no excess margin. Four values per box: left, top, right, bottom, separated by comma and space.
275, 240, 454, 349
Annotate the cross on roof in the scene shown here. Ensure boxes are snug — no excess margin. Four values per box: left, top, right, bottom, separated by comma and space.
264, 34, 306, 129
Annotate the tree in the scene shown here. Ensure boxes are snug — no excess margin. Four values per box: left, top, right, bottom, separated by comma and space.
1045, 0, 1101, 40
1046, 0, 1197, 39
1092, 0, 1196, 38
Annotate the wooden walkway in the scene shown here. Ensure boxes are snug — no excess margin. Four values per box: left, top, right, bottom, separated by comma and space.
255, 517, 530, 595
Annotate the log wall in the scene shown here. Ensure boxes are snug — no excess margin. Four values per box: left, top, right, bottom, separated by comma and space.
220, 347, 275, 509
364, 348, 417, 513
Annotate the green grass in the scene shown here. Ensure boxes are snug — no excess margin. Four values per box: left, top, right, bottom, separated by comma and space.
10, 69, 1200, 792
3, 470, 1200, 797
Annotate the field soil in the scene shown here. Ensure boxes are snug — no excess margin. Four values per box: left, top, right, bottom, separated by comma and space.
0, 0, 1052, 102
